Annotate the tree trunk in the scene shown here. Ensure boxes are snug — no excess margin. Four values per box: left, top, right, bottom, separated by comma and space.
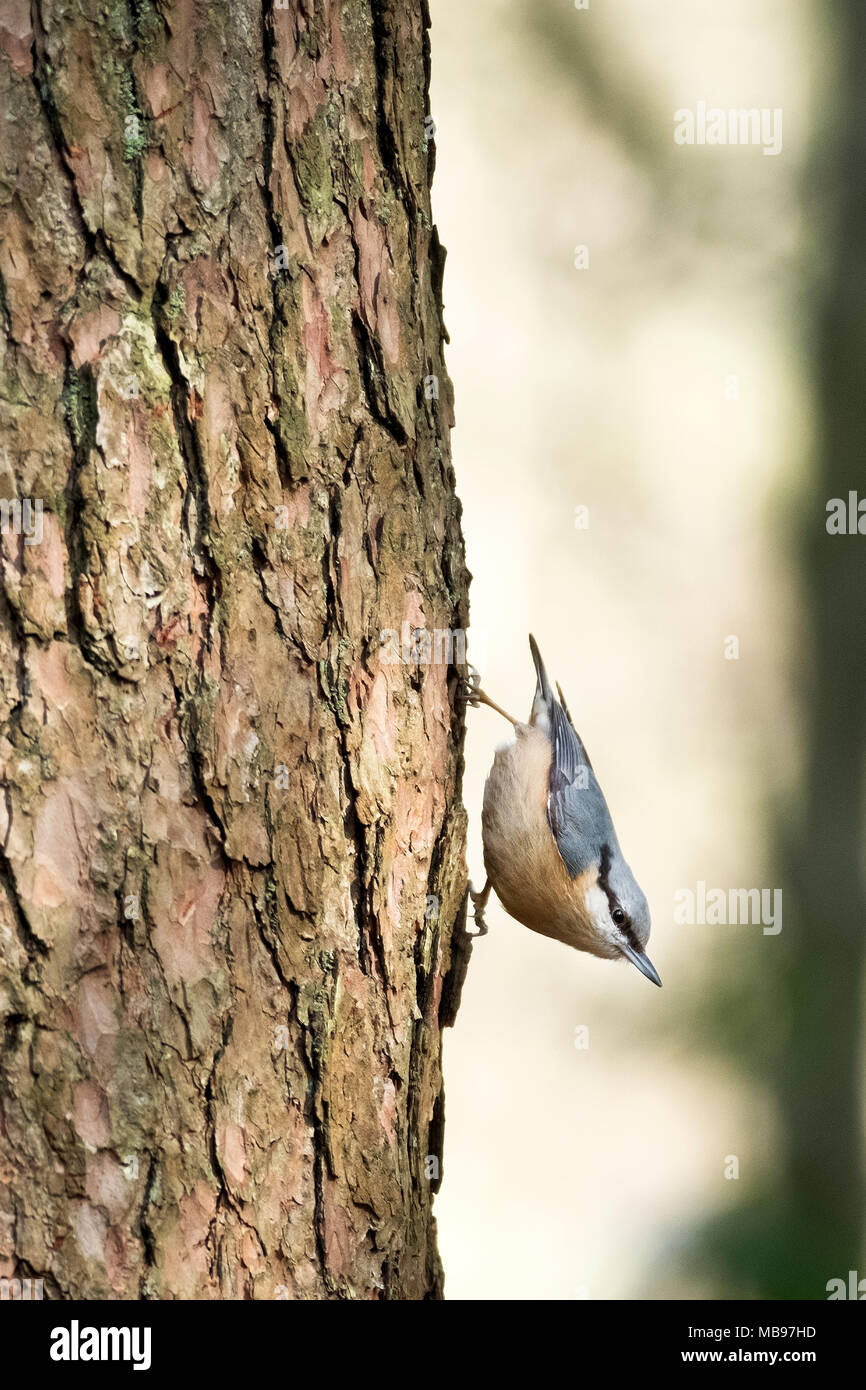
0, 0, 470, 1300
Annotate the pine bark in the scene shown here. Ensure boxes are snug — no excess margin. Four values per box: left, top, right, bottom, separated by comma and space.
0, 0, 470, 1299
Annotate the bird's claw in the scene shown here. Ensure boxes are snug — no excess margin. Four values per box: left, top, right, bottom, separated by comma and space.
468, 881, 489, 937
457, 665, 482, 707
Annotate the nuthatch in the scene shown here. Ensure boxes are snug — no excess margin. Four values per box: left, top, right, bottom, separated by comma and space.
463, 635, 661, 986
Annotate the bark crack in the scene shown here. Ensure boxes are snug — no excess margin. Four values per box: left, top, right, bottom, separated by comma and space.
260, 0, 297, 485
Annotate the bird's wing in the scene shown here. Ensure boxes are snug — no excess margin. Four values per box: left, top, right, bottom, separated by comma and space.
528, 634, 608, 878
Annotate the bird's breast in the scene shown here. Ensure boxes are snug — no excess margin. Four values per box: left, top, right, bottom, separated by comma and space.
481, 724, 596, 951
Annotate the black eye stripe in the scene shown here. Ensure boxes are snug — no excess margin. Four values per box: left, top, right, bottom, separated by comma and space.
598, 843, 640, 950
598, 844, 616, 913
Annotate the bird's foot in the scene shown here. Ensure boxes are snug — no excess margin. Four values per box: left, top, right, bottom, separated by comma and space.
468, 879, 490, 937
457, 664, 482, 707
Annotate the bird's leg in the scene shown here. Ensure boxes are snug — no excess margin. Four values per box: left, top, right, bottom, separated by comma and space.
468, 878, 491, 937
458, 666, 520, 727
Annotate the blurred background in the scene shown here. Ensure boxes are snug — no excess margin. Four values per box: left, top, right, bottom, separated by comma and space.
430, 0, 865, 1298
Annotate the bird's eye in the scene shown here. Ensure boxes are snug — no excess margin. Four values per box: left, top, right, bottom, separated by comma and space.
612, 907, 626, 926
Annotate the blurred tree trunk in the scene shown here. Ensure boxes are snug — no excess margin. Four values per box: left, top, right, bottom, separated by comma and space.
769, 0, 866, 1292
0, 0, 470, 1299
692, 0, 866, 1298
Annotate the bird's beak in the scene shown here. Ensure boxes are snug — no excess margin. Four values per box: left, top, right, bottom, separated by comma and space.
620, 942, 662, 987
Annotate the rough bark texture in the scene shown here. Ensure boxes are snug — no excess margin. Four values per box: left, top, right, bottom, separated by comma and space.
0, 0, 471, 1299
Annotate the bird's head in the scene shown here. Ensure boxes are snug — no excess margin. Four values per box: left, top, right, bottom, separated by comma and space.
580, 840, 661, 986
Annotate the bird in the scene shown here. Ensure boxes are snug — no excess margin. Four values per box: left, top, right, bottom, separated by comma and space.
462, 634, 661, 986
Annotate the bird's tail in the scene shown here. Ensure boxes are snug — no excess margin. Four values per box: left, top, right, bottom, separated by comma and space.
528, 633, 555, 724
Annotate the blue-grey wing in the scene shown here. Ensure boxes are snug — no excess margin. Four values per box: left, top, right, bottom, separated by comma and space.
549, 774, 615, 878
528, 634, 612, 879
548, 695, 591, 796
